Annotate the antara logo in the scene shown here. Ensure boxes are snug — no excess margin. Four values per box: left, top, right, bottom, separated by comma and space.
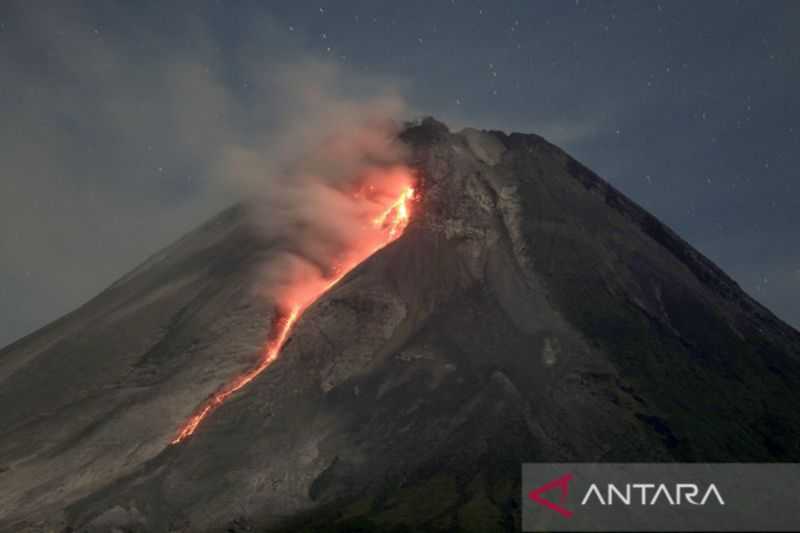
528, 473, 574, 518
528, 473, 725, 518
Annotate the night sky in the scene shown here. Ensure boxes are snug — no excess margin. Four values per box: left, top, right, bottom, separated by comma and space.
1, 1, 798, 347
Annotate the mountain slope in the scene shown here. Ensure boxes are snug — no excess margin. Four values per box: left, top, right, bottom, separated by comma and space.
1, 118, 798, 532
0, 205, 282, 529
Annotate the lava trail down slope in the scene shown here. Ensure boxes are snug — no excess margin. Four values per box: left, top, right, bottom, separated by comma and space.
171, 185, 415, 445
0, 118, 798, 533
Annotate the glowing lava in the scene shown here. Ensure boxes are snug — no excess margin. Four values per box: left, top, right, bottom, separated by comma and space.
171, 183, 416, 445
170, 307, 299, 444
373, 186, 414, 239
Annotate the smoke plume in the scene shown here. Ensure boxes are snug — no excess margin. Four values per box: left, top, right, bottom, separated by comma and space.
0, 3, 412, 346
219, 61, 413, 309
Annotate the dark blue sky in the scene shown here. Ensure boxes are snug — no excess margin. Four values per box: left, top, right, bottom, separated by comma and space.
1, 1, 797, 346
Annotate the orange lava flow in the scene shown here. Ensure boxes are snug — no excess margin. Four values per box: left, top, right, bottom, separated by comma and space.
372, 186, 414, 239
170, 184, 416, 445
170, 307, 299, 444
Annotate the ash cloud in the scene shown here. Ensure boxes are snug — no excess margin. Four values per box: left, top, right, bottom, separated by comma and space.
222, 62, 413, 308
0, 2, 410, 347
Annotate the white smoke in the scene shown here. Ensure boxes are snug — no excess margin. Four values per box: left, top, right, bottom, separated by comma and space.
221, 62, 413, 307
0, 4, 414, 344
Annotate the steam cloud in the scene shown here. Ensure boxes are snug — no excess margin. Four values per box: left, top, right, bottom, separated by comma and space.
0, 3, 412, 345
221, 63, 414, 308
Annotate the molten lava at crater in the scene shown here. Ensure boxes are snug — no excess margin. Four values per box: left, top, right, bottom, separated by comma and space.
373, 186, 414, 239
171, 173, 416, 445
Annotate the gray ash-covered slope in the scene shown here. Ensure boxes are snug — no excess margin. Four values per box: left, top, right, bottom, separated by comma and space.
0, 204, 284, 530
1, 118, 799, 533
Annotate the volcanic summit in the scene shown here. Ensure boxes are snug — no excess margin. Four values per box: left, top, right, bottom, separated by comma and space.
1, 118, 798, 532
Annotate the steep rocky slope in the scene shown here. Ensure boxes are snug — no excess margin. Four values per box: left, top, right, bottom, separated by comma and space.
1, 118, 798, 532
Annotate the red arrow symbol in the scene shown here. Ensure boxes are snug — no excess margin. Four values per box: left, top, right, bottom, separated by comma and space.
528, 472, 574, 518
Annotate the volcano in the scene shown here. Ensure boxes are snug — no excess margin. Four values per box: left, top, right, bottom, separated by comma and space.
1, 118, 799, 532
